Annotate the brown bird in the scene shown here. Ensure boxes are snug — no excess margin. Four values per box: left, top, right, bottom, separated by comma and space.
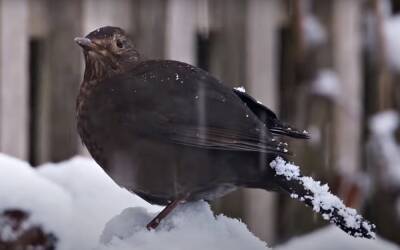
75, 26, 375, 238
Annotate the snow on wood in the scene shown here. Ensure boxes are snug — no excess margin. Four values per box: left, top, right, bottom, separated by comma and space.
234, 86, 246, 93
384, 15, 400, 71
311, 70, 341, 100
303, 15, 327, 47
369, 111, 400, 185
270, 157, 376, 239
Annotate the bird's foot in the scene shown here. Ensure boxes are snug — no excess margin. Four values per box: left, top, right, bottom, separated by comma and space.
146, 194, 189, 230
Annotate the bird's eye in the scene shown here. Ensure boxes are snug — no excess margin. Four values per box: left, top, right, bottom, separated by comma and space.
116, 39, 123, 48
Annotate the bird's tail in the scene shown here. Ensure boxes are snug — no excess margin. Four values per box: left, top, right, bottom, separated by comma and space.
269, 157, 376, 239
268, 120, 310, 139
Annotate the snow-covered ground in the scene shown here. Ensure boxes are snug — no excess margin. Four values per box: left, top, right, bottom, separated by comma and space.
0, 154, 268, 250
0, 153, 393, 249
276, 225, 399, 250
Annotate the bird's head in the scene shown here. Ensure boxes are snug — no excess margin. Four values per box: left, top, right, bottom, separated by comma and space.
75, 26, 141, 81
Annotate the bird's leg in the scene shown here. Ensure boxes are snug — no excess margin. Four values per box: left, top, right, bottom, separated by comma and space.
146, 194, 188, 230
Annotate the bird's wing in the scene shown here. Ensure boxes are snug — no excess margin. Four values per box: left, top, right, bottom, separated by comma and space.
233, 89, 310, 139
163, 124, 289, 154
95, 60, 290, 155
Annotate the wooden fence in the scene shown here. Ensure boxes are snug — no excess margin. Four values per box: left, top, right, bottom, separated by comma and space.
0, 0, 399, 245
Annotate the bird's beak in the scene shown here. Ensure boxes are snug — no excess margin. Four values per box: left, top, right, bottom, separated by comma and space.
74, 37, 96, 50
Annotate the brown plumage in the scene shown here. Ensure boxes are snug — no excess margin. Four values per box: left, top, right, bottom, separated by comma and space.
75, 26, 374, 237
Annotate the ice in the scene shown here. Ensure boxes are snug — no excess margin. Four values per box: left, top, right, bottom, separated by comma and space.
276, 225, 397, 250
0, 154, 269, 250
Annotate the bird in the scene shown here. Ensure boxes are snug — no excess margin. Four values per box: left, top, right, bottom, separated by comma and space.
75, 26, 375, 238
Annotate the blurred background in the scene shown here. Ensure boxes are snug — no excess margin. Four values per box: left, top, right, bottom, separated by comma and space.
1, 0, 400, 247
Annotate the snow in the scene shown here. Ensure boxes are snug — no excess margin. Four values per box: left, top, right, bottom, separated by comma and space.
311, 69, 341, 100
234, 86, 246, 93
368, 111, 400, 185
369, 110, 399, 135
0, 153, 269, 250
270, 157, 376, 238
98, 202, 268, 250
385, 15, 400, 71
0, 154, 74, 248
276, 225, 398, 250
303, 15, 327, 47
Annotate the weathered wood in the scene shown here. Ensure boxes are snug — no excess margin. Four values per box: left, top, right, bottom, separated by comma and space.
243, 0, 284, 244
35, 0, 82, 163
165, 0, 196, 64
207, 0, 247, 220
332, 0, 362, 175
208, 0, 246, 87
0, 0, 29, 160
131, 0, 167, 60
29, 0, 48, 38
83, 0, 133, 33
372, 0, 394, 110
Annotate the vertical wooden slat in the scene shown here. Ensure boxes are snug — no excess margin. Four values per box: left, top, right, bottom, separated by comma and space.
132, 0, 167, 60
208, 0, 246, 87
165, 0, 196, 64
332, 0, 362, 174
36, 0, 82, 163
0, 0, 29, 160
83, 0, 133, 34
244, 0, 283, 244
29, 0, 48, 38
208, 0, 247, 220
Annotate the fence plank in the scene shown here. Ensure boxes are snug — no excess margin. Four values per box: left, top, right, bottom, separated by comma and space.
35, 0, 82, 163
207, 0, 247, 221
0, 0, 29, 160
165, 0, 196, 64
244, 0, 283, 244
332, 0, 362, 174
83, 0, 133, 33
132, 0, 167, 60
208, 0, 246, 87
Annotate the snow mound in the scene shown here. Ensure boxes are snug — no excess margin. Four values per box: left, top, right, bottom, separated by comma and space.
276, 225, 398, 250
0, 154, 74, 248
98, 201, 268, 250
37, 156, 160, 250
0, 153, 269, 250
